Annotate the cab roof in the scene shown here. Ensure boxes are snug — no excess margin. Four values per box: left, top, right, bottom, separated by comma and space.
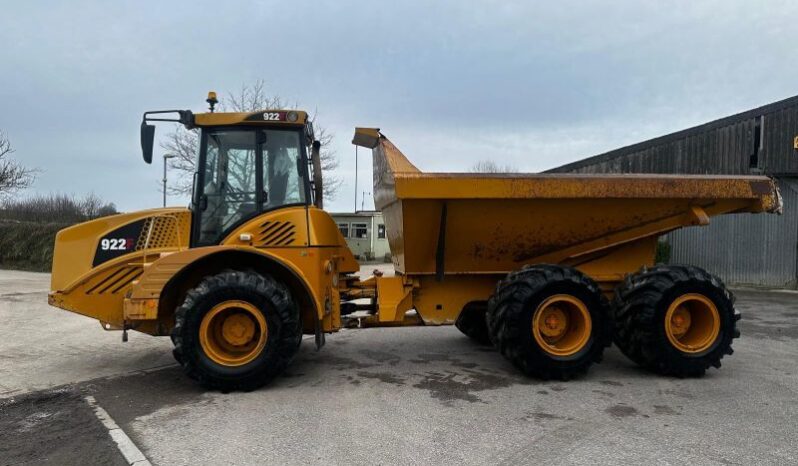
193, 110, 309, 127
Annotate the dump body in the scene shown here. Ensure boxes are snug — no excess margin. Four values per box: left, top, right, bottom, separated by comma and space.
352, 129, 781, 325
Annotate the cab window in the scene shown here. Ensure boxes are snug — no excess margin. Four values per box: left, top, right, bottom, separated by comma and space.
196, 127, 307, 245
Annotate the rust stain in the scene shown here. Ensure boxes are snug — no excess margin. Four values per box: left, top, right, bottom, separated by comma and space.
750, 180, 774, 195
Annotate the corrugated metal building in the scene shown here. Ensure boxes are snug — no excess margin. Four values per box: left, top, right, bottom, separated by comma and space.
548, 95, 798, 289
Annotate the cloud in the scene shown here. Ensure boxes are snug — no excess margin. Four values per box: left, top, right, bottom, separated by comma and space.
1, 1, 796, 212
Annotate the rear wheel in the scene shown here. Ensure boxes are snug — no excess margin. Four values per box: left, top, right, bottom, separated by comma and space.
486, 265, 612, 380
171, 270, 301, 391
455, 302, 491, 345
612, 265, 739, 377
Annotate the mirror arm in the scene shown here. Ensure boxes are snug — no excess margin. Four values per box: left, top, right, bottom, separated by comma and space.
311, 140, 323, 209
140, 110, 194, 165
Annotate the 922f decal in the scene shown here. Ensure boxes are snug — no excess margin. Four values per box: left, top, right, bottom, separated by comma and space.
92, 219, 146, 266
100, 238, 135, 251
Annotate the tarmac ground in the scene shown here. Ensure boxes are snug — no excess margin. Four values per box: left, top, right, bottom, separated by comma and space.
1, 269, 796, 465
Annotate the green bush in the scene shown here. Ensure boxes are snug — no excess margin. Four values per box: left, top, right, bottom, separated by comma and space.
0, 193, 116, 223
0, 220, 68, 272
0, 193, 118, 272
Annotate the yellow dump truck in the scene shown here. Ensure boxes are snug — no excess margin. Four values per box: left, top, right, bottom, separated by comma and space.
48, 94, 782, 390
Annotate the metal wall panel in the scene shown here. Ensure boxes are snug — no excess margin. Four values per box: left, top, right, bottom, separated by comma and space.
548, 97, 798, 288
550, 95, 798, 176
561, 117, 759, 175
762, 106, 798, 174
666, 177, 798, 289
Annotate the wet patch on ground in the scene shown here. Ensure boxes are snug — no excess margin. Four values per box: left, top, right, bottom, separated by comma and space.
0, 389, 127, 466
606, 404, 639, 418
411, 368, 536, 405
409, 351, 497, 369
409, 352, 457, 364
297, 353, 379, 371
518, 411, 573, 422
360, 349, 402, 365
600, 380, 624, 387
343, 375, 361, 386
653, 405, 679, 415
356, 371, 406, 386
85, 365, 210, 427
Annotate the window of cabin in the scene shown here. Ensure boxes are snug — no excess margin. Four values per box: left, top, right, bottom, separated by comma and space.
352, 223, 368, 239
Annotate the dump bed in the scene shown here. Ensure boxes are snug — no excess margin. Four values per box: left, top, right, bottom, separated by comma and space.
353, 129, 782, 277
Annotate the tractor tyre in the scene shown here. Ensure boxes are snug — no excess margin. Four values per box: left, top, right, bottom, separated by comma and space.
612, 265, 739, 377
455, 302, 492, 345
486, 265, 612, 380
171, 270, 302, 391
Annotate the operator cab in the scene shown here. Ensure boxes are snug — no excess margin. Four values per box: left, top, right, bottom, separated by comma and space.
140, 92, 321, 246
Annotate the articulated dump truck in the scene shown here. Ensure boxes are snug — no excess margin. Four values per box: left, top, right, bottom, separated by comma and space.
48, 95, 782, 390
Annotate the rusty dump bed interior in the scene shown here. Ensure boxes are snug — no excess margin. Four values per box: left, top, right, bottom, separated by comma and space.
353, 129, 782, 278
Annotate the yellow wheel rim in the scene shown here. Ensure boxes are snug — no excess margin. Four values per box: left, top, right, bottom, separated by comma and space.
664, 293, 720, 354
532, 294, 592, 357
199, 300, 268, 367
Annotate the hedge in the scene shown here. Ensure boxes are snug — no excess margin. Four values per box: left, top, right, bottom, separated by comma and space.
0, 220, 69, 272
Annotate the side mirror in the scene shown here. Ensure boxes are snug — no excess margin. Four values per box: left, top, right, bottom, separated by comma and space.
141, 122, 155, 164
305, 121, 315, 143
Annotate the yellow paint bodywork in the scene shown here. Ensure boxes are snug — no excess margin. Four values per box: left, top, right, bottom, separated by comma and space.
50, 208, 191, 292
193, 110, 308, 127
349, 129, 782, 326
353, 275, 414, 323
48, 208, 191, 331
50, 205, 358, 336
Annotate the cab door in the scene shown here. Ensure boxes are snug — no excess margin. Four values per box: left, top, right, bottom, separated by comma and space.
194, 128, 263, 246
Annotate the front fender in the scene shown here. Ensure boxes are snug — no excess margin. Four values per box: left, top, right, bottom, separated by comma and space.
126, 246, 323, 322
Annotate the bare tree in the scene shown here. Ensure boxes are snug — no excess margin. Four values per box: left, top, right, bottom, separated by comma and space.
161, 80, 341, 200
160, 128, 199, 194
469, 160, 519, 173
222, 80, 286, 112
0, 131, 35, 197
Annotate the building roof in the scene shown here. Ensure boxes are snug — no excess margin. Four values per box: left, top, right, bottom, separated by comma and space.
329, 210, 382, 217
547, 94, 798, 174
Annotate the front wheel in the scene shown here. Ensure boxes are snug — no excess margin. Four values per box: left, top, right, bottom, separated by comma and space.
486, 265, 612, 380
171, 270, 302, 391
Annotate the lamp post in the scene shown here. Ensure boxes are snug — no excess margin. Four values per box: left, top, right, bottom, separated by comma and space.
354, 146, 358, 212
162, 154, 176, 207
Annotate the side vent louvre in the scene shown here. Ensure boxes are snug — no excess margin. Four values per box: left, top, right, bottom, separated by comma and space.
136, 215, 184, 250
85, 266, 143, 295
257, 221, 297, 246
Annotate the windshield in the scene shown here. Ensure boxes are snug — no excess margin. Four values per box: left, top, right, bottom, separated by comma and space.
196, 127, 307, 245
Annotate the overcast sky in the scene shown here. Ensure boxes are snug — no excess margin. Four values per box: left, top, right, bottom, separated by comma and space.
1, 1, 797, 212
